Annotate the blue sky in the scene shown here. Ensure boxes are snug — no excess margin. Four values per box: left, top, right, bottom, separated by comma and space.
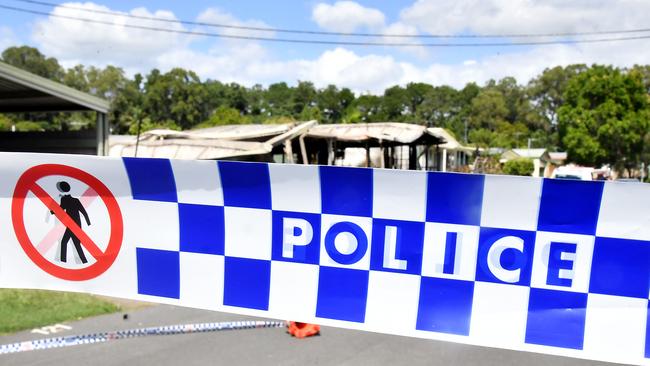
1, 0, 650, 93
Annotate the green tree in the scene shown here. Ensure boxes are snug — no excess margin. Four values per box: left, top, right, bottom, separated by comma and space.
317, 85, 353, 123
142, 68, 207, 130
246, 84, 266, 119
292, 81, 317, 117
527, 65, 587, 128
452, 82, 481, 141
492, 77, 523, 124
14, 121, 46, 132
417, 85, 459, 128
204, 80, 229, 111
382, 85, 408, 120
1, 46, 64, 80
558, 65, 650, 174
111, 73, 144, 134
503, 158, 534, 176
198, 106, 251, 128
0, 114, 12, 131
630, 64, 650, 94
224, 82, 249, 113
493, 121, 530, 148
62, 65, 89, 92
347, 94, 385, 123
299, 105, 322, 121
468, 89, 508, 131
266, 82, 293, 116
404, 82, 433, 119
127, 118, 180, 134
264, 115, 296, 124
468, 128, 498, 148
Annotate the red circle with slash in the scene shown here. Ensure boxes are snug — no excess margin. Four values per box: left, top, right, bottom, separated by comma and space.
12, 164, 123, 281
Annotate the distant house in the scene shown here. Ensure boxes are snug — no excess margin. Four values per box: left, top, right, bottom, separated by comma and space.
426, 127, 475, 172
501, 148, 551, 177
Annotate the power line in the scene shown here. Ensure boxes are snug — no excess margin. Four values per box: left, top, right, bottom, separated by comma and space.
2, 4, 650, 47
11, 0, 650, 39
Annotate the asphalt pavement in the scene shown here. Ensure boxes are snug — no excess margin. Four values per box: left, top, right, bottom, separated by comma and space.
0, 305, 622, 366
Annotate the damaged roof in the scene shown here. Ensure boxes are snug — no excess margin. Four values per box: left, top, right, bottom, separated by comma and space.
110, 121, 316, 160
306, 122, 445, 146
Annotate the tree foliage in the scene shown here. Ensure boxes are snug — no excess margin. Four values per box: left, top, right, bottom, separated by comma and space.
196, 106, 251, 128
503, 158, 535, 176
558, 65, 650, 174
2, 45, 650, 174
2, 46, 63, 80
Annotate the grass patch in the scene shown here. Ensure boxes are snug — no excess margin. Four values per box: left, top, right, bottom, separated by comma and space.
0, 289, 119, 334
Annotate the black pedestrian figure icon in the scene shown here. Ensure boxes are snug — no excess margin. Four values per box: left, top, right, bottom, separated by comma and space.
52, 181, 91, 263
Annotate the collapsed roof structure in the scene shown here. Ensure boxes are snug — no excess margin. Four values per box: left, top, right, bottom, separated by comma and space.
109, 121, 316, 161
110, 121, 454, 171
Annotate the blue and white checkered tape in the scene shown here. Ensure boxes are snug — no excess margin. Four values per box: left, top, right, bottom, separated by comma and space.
0, 153, 648, 365
0, 320, 285, 355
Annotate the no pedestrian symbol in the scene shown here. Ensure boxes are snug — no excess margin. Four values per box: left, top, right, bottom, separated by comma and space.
11, 164, 123, 281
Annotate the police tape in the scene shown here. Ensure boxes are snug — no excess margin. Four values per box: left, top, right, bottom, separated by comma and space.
0, 152, 649, 365
0, 320, 286, 355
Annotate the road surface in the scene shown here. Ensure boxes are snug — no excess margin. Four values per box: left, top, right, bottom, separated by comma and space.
0, 305, 620, 366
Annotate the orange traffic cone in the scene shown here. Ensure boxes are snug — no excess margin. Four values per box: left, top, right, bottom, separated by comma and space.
287, 321, 320, 338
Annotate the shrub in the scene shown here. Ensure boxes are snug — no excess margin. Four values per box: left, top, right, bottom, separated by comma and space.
503, 158, 534, 176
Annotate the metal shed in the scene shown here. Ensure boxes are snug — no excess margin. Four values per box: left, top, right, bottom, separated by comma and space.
0, 61, 110, 155
303, 122, 446, 169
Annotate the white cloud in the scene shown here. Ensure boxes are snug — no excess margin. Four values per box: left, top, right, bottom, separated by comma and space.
156, 42, 270, 85
185, 39, 650, 94
196, 8, 275, 38
32, 2, 188, 69
0, 26, 18, 52
22, 0, 650, 95
312, 1, 385, 32
295, 48, 405, 91
400, 0, 650, 36
393, 39, 650, 88
382, 22, 418, 38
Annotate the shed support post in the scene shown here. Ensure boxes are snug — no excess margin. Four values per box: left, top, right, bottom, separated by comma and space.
442, 148, 447, 172
299, 134, 309, 164
284, 139, 294, 164
366, 142, 371, 168
96, 112, 108, 156
435, 145, 440, 171
327, 139, 334, 165
425, 145, 429, 171
408, 145, 417, 170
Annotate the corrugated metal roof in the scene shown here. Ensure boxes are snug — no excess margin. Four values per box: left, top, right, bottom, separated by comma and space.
427, 127, 474, 151
511, 148, 548, 158
189, 123, 293, 140
111, 121, 448, 160
140, 123, 296, 141
109, 136, 271, 160
307, 122, 445, 144
0, 61, 110, 113
110, 121, 318, 160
